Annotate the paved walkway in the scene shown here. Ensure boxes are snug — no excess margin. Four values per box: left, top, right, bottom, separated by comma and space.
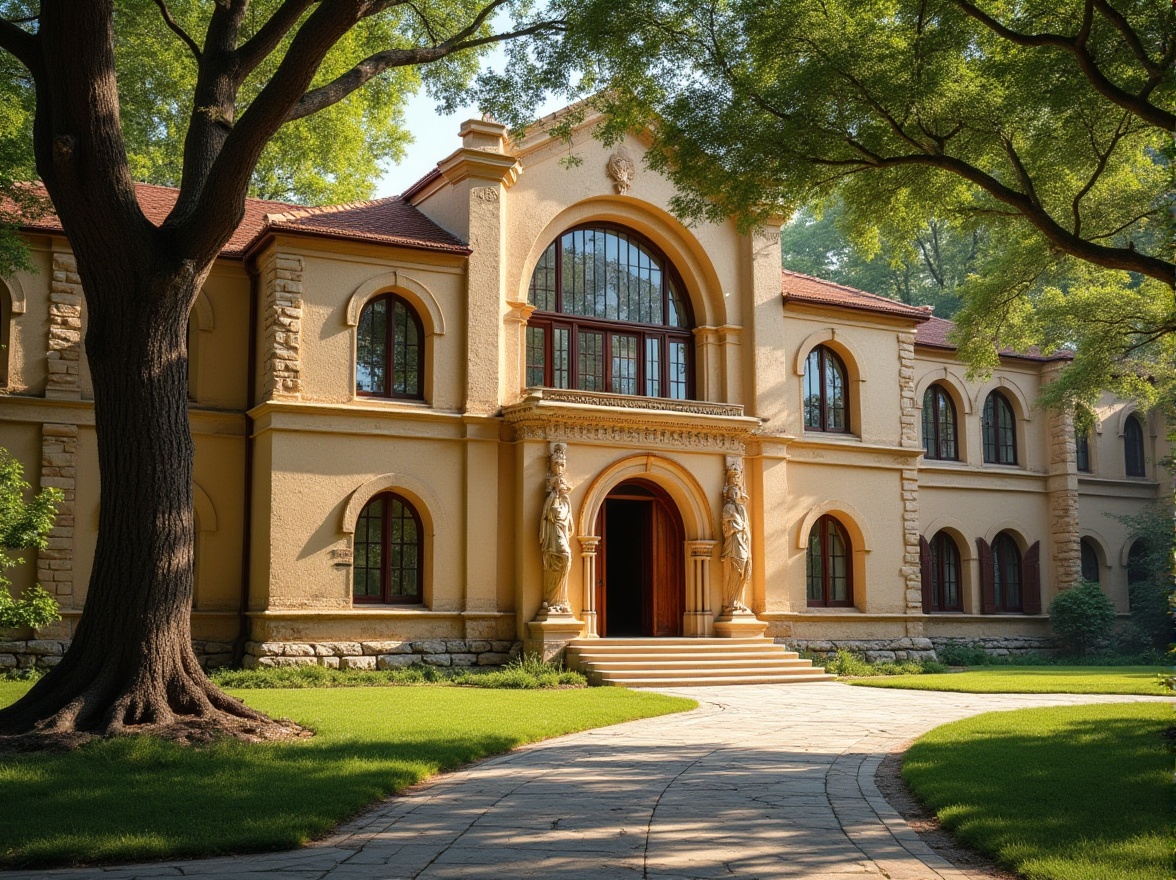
8, 684, 1167, 880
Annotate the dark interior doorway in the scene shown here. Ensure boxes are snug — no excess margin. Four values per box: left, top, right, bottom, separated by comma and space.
597, 480, 684, 637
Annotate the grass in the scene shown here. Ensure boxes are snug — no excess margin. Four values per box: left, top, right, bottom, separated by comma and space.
903, 703, 1174, 880
846, 665, 1170, 695
0, 681, 694, 868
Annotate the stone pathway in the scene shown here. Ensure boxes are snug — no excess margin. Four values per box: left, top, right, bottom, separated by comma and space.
7, 683, 1168, 880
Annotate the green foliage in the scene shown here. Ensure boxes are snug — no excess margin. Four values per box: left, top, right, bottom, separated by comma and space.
1048, 580, 1116, 656
810, 648, 947, 677
211, 655, 586, 690
936, 643, 1163, 667
1115, 503, 1175, 652
903, 704, 1172, 879
0, 681, 692, 868
0, 449, 61, 631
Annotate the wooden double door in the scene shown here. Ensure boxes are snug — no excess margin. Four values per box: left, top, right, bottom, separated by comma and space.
595, 479, 684, 637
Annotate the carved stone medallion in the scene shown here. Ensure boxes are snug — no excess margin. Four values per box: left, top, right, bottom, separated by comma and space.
606, 148, 636, 195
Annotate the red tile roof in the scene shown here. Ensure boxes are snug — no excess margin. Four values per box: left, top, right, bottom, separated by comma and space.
11, 182, 468, 258
916, 315, 1071, 362
781, 270, 933, 321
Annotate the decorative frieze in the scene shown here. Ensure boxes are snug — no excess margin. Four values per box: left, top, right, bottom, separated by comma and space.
261, 252, 303, 399
38, 423, 77, 609
46, 253, 82, 400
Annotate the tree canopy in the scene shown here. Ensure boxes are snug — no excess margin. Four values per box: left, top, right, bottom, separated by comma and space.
486, 0, 1175, 410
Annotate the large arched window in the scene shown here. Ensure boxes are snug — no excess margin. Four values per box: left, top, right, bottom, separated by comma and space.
353, 492, 422, 604
921, 532, 962, 612
922, 384, 958, 460
982, 391, 1017, 464
990, 532, 1022, 612
356, 293, 423, 399
1124, 414, 1146, 477
524, 225, 693, 399
1080, 538, 1100, 583
803, 346, 849, 433
806, 515, 852, 607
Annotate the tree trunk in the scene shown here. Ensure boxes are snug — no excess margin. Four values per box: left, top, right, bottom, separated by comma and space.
0, 259, 297, 744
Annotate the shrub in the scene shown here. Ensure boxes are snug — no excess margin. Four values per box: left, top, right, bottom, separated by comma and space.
816, 649, 946, 677
1115, 505, 1175, 652
0, 450, 62, 631
1050, 580, 1116, 656
937, 644, 992, 666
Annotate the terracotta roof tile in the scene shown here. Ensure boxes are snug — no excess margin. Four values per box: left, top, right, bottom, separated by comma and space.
10, 182, 468, 257
916, 315, 1071, 362
781, 269, 933, 321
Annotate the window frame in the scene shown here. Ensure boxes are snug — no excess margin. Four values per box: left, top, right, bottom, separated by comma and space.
1079, 538, 1100, 583
806, 514, 854, 608
1075, 429, 1092, 473
352, 491, 423, 605
927, 532, 963, 612
1123, 414, 1146, 478
921, 384, 958, 461
990, 532, 1023, 612
803, 345, 851, 434
524, 224, 695, 400
982, 391, 1017, 465
355, 292, 425, 401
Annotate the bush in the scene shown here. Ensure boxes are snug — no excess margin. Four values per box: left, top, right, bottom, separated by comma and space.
0, 583, 60, 630
0, 449, 63, 631
815, 649, 947, 677
937, 644, 992, 666
210, 655, 587, 690
1050, 580, 1116, 656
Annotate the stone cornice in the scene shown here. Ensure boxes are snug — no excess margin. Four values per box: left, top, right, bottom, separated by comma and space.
502, 389, 760, 453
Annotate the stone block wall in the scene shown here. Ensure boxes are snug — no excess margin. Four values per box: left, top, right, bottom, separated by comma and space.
0, 638, 66, 671
242, 639, 523, 670
780, 634, 1059, 663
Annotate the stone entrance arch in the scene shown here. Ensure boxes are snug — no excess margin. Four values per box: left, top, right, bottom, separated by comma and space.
577, 455, 717, 637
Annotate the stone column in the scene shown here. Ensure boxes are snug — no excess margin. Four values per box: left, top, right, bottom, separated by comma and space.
505, 300, 536, 402
37, 424, 77, 634
578, 535, 600, 637
46, 253, 82, 400
685, 540, 716, 636
1044, 364, 1080, 591
897, 331, 924, 630
259, 251, 303, 401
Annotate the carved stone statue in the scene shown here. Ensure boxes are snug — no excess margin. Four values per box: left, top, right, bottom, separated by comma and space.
606, 148, 636, 195
539, 444, 573, 615
720, 463, 752, 614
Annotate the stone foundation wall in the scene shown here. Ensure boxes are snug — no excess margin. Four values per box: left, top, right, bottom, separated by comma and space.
781, 634, 1059, 663
0, 639, 65, 671
243, 639, 523, 670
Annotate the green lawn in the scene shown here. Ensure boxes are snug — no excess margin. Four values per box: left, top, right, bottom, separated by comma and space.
904, 703, 1173, 880
847, 665, 1169, 695
0, 681, 694, 869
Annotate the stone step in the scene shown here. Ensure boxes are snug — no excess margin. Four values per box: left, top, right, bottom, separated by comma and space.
571, 658, 816, 671
594, 672, 836, 687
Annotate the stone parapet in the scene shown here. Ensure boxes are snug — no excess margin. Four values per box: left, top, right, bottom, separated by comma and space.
242, 639, 522, 670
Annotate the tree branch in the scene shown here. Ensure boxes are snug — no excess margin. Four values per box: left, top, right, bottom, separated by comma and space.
1092, 0, 1161, 76
952, 0, 1175, 131
286, 16, 564, 122
234, 0, 316, 78
0, 18, 39, 69
150, 0, 202, 63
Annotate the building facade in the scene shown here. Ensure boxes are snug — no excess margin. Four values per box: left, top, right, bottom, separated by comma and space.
0, 113, 1169, 670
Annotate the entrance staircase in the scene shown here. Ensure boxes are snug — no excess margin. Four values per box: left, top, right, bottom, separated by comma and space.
564, 637, 836, 687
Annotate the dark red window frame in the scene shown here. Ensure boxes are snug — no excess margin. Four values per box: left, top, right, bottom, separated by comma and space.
990, 532, 1022, 612
926, 532, 963, 612
1075, 429, 1091, 473
1124, 415, 1146, 477
1079, 538, 1100, 583
806, 515, 853, 607
352, 491, 423, 605
803, 345, 850, 433
524, 224, 695, 400
356, 293, 424, 400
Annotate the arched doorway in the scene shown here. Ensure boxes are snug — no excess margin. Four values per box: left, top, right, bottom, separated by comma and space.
596, 479, 684, 637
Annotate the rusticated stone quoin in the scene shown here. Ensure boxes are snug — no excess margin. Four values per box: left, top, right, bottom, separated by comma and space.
46, 252, 83, 400
38, 423, 78, 612
261, 252, 304, 399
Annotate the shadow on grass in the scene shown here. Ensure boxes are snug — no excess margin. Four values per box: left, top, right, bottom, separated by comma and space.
902, 705, 1171, 880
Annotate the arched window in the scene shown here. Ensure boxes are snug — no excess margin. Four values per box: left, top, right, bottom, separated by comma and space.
922, 384, 958, 460
353, 492, 422, 604
990, 533, 1022, 612
982, 391, 1017, 464
1079, 538, 1100, 583
525, 225, 693, 399
806, 515, 852, 607
1075, 429, 1091, 473
356, 293, 423, 399
922, 532, 962, 612
1124, 415, 1146, 477
803, 346, 849, 433
1126, 540, 1148, 611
